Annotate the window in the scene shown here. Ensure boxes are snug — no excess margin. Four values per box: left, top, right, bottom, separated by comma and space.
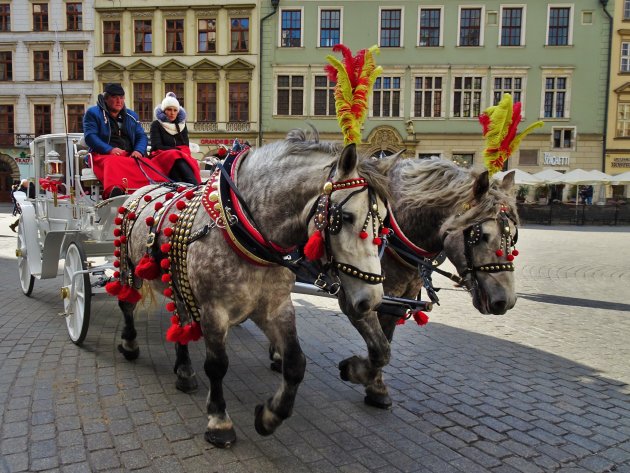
0, 4, 10, 32
230, 18, 249, 52
197, 83, 217, 122
66, 3, 82, 31
380, 9, 402, 47
67, 50, 84, 80
452, 76, 483, 118
33, 3, 48, 31
418, 153, 440, 159
413, 76, 442, 118
617, 103, 630, 137
419, 8, 441, 47
626, 0, 630, 20
452, 153, 474, 168
459, 7, 482, 46
67, 105, 84, 133
0, 105, 14, 145
547, 7, 571, 46
133, 83, 153, 121
313, 75, 336, 116
34, 104, 52, 135
164, 83, 184, 109
166, 19, 184, 53
552, 127, 573, 149
622, 43, 630, 72
198, 19, 216, 53
519, 149, 538, 166
493, 77, 522, 105
229, 82, 249, 122
281, 10, 302, 47
34, 51, 50, 81
276, 75, 304, 116
0, 51, 11, 81
373, 76, 401, 117
134, 20, 152, 53
544, 77, 567, 118
103, 21, 121, 54
500, 7, 523, 46
319, 9, 341, 48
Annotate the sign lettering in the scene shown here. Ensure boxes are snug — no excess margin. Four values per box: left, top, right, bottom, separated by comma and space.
543, 152, 570, 166
611, 157, 630, 168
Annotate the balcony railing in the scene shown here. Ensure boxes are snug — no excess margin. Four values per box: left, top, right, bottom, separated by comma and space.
140, 122, 254, 133
0, 133, 36, 148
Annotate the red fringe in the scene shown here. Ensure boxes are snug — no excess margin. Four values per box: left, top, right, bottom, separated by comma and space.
134, 255, 160, 280
304, 230, 325, 261
166, 323, 184, 343
479, 113, 490, 135
396, 317, 406, 326
412, 311, 429, 326
118, 285, 142, 304
105, 280, 122, 296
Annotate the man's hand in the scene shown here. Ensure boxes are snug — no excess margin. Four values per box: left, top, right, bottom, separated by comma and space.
130, 151, 143, 159
110, 147, 125, 156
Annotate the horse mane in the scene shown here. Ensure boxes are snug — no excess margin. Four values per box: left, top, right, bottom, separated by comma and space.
394, 157, 518, 234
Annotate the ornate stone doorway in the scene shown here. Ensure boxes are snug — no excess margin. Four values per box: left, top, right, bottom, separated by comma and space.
0, 154, 19, 202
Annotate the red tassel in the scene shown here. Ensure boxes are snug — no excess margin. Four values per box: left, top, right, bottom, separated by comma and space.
134, 254, 160, 280
118, 285, 142, 304
106, 280, 122, 296
189, 322, 202, 341
396, 317, 406, 326
412, 310, 429, 326
304, 230, 325, 261
166, 323, 184, 343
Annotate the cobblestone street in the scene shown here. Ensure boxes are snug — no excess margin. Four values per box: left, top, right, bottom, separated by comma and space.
1, 204, 629, 473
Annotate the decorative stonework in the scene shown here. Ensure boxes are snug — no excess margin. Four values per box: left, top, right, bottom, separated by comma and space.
194, 10, 219, 17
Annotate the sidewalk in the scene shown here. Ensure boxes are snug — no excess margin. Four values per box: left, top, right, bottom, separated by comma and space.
1, 203, 629, 472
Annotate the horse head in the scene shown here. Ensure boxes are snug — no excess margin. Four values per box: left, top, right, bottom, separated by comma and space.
441, 170, 518, 315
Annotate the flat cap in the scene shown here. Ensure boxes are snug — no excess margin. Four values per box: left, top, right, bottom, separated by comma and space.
104, 83, 125, 96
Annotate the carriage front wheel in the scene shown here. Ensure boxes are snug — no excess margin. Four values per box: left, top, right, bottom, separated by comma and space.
62, 242, 91, 345
16, 218, 35, 296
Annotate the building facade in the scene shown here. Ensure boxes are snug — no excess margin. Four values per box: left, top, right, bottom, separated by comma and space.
92, 0, 260, 156
261, 0, 610, 184
0, 0, 94, 201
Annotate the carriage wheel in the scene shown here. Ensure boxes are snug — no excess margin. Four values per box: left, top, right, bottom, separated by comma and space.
16, 219, 35, 296
63, 243, 91, 345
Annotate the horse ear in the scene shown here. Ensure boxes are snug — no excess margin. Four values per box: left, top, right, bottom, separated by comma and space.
337, 143, 357, 176
473, 170, 490, 200
501, 170, 515, 191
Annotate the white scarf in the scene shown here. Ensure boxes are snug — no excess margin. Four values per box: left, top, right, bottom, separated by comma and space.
159, 119, 186, 136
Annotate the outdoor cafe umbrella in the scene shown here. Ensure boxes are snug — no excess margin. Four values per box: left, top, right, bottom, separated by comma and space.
492, 169, 542, 186
611, 170, 630, 184
532, 169, 565, 184
561, 168, 610, 210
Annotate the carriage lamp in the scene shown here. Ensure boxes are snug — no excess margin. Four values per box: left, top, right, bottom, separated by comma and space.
45, 150, 63, 179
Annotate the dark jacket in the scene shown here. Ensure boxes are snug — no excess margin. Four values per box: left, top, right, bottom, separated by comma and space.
150, 107, 189, 151
83, 94, 148, 155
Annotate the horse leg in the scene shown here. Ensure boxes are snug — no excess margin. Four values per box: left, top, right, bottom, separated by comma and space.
174, 343, 198, 393
254, 300, 306, 436
117, 301, 140, 360
338, 311, 393, 409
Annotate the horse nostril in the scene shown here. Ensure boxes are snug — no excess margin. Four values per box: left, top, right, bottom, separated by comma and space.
490, 300, 507, 314
356, 299, 372, 314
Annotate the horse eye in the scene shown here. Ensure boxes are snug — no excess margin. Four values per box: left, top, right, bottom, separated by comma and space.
342, 212, 354, 224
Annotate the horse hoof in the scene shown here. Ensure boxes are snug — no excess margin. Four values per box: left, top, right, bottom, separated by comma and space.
175, 376, 198, 393
204, 428, 236, 448
269, 360, 282, 373
117, 344, 139, 361
338, 359, 351, 382
364, 393, 392, 410
254, 404, 274, 436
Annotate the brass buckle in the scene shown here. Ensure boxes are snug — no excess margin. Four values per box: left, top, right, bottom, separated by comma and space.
146, 232, 155, 248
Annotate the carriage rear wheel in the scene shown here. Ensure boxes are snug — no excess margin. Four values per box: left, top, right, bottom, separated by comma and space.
16, 219, 35, 296
63, 243, 91, 345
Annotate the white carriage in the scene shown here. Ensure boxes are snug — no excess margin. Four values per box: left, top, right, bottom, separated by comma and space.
15, 133, 127, 345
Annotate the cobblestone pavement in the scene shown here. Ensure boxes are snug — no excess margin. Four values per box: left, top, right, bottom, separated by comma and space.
0, 203, 629, 473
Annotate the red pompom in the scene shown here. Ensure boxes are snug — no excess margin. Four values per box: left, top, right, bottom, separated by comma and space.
160, 258, 170, 269
396, 317, 406, 326
113, 260, 120, 268
114, 217, 123, 225
507, 254, 515, 262
176, 200, 186, 210
495, 249, 504, 257
512, 249, 519, 256
189, 322, 202, 341
304, 230, 325, 261
113, 239, 121, 247
163, 227, 173, 237
118, 206, 126, 214
105, 280, 122, 296
114, 249, 121, 257
134, 254, 160, 280
166, 323, 184, 343
359, 231, 369, 240
161, 243, 171, 253
113, 228, 121, 237
412, 310, 429, 326
120, 235, 127, 243
168, 213, 178, 223
118, 285, 142, 304
166, 302, 176, 312
177, 186, 186, 193
373, 237, 382, 246
113, 271, 120, 278
170, 315, 179, 325
162, 274, 171, 283
380, 227, 391, 235
127, 212, 136, 220
154, 202, 163, 211
185, 190, 195, 200
145, 216, 155, 226
217, 147, 227, 157
163, 287, 173, 297
165, 192, 174, 200
144, 194, 152, 202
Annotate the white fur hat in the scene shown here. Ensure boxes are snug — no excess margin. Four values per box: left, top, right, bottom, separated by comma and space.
161, 92, 180, 111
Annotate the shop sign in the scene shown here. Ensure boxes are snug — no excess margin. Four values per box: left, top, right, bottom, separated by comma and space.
543, 152, 570, 166
611, 157, 630, 168
15, 151, 30, 164
199, 138, 242, 146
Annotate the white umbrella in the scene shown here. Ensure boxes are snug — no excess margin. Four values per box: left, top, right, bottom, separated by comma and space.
492, 169, 542, 186
533, 169, 565, 184
588, 170, 613, 182
610, 170, 630, 184
561, 168, 605, 185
